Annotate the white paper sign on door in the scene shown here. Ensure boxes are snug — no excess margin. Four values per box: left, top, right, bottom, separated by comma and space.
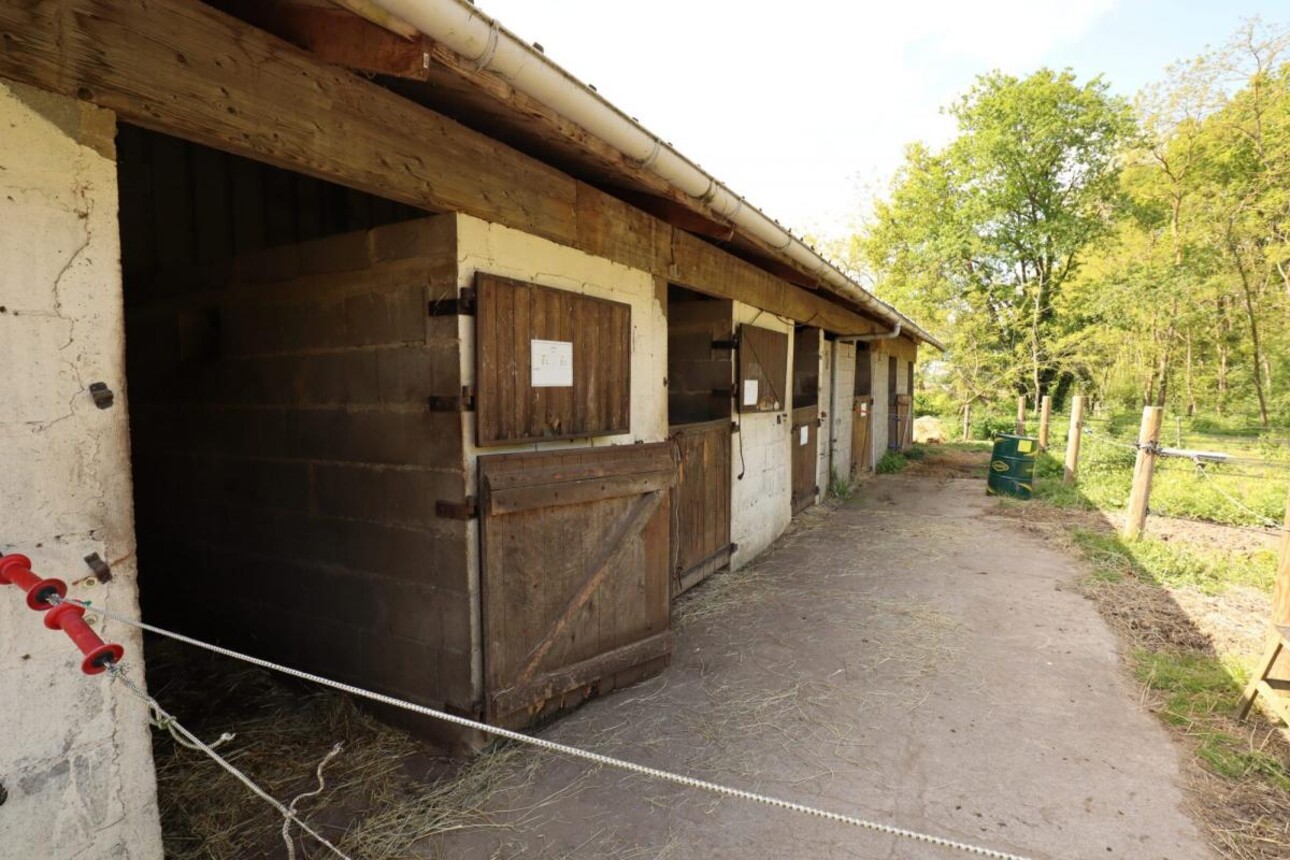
799, 425, 809, 446
531, 339, 573, 387
742, 379, 759, 406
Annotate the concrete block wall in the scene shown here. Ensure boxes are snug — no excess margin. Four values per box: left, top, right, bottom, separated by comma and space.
870, 349, 891, 459
730, 304, 794, 569
454, 214, 669, 700
813, 330, 831, 498
0, 81, 163, 859
127, 215, 477, 720
830, 340, 857, 479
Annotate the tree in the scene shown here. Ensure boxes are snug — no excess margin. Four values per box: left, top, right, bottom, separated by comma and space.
861, 68, 1136, 423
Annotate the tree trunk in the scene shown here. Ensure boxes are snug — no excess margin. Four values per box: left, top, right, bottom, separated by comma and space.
1234, 252, 1271, 426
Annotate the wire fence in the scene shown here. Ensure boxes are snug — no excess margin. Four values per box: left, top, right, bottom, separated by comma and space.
48, 597, 1034, 860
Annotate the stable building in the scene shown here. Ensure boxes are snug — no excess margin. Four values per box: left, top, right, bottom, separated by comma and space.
0, 1, 939, 856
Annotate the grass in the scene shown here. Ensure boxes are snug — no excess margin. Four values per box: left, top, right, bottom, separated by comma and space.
1028, 431, 1289, 529
875, 451, 908, 474
1132, 649, 1290, 792
1070, 528, 1278, 594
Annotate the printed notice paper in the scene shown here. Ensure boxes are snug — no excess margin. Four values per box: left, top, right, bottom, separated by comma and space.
531, 339, 573, 387
742, 379, 759, 406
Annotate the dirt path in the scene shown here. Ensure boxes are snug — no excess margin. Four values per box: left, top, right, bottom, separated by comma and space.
423, 475, 1214, 860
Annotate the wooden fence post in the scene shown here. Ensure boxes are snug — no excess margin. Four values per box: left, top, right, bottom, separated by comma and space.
1274, 489, 1290, 633
1063, 396, 1085, 485
1123, 405, 1164, 540
1016, 395, 1026, 436
1038, 395, 1052, 449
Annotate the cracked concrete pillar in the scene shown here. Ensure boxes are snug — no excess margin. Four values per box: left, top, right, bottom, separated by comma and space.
0, 79, 163, 859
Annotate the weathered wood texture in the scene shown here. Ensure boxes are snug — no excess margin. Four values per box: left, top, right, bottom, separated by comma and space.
791, 404, 819, 514
478, 445, 674, 727
474, 273, 630, 446
1039, 395, 1053, 449
116, 126, 424, 304
737, 325, 788, 413
1064, 395, 1086, 484
128, 217, 475, 715
666, 295, 734, 425
851, 396, 873, 475
668, 420, 732, 594
0, 0, 892, 337
896, 394, 914, 450
792, 326, 821, 409
1123, 406, 1164, 540
854, 344, 872, 396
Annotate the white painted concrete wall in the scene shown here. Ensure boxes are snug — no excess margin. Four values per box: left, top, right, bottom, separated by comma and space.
454, 213, 668, 699
0, 81, 162, 859
870, 350, 891, 460
829, 341, 857, 481
730, 305, 793, 569
813, 331, 830, 499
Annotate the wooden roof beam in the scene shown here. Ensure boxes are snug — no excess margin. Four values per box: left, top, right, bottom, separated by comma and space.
212, 0, 433, 80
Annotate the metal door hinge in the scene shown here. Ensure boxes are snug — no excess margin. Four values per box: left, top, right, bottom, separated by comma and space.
83, 553, 112, 583
428, 385, 476, 412
711, 335, 739, 350
427, 287, 476, 317
435, 496, 478, 520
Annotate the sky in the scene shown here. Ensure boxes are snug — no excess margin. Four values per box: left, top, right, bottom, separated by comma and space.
474, 0, 1287, 243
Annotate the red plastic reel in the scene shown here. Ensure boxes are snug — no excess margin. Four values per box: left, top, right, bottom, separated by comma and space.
43, 603, 125, 675
0, 554, 68, 610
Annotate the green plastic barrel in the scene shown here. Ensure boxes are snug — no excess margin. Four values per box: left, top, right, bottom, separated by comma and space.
986, 433, 1038, 499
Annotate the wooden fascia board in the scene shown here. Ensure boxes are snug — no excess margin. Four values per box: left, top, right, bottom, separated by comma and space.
0, 0, 882, 336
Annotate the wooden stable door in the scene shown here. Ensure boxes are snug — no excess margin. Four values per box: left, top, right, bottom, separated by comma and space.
668, 419, 733, 595
852, 396, 873, 475
478, 445, 675, 728
790, 405, 819, 514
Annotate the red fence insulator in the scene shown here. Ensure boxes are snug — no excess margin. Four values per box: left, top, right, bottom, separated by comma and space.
0, 554, 67, 611
43, 603, 124, 675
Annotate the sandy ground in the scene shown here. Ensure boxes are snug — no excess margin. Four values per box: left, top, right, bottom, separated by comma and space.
419, 475, 1215, 860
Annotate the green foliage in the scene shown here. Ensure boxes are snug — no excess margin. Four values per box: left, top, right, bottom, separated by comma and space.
860, 67, 1136, 424
1132, 650, 1290, 790
1070, 528, 1276, 594
827, 468, 856, 501
875, 451, 909, 474
856, 20, 1290, 433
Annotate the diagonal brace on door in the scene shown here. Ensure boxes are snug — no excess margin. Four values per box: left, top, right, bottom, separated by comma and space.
510, 490, 663, 687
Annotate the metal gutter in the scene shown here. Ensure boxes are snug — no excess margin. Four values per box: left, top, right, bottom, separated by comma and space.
362, 0, 943, 350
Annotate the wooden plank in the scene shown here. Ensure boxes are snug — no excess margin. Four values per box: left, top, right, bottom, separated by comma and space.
217, 1, 435, 81
475, 274, 632, 445
668, 420, 732, 593
671, 230, 882, 336
482, 450, 675, 492
487, 470, 674, 515
738, 325, 789, 413
490, 631, 673, 718
791, 403, 818, 513
0, 0, 578, 244
0, 0, 913, 342
511, 490, 661, 686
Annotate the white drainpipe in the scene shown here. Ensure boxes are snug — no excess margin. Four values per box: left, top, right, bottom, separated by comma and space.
838, 322, 901, 343
362, 0, 942, 349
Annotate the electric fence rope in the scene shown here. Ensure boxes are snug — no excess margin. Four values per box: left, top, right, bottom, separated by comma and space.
1187, 459, 1288, 533
99, 656, 355, 860
68, 597, 1032, 860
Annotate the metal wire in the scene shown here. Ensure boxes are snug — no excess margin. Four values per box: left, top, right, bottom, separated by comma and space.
1189, 461, 1288, 532
102, 659, 353, 860
70, 598, 1031, 860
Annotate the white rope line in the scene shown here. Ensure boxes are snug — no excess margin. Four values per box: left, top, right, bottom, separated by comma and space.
1190, 460, 1287, 532
102, 658, 353, 860
283, 742, 344, 860
69, 598, 1031, 860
